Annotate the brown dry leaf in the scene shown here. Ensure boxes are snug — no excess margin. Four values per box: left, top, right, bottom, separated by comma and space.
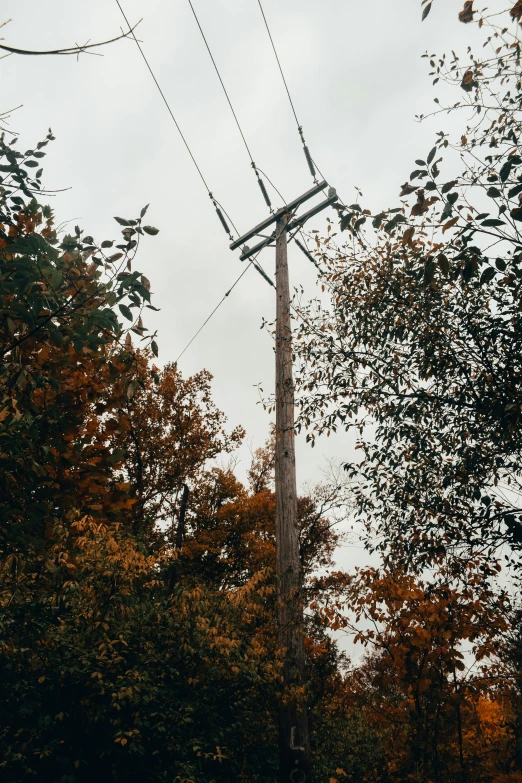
458, 1, 474, 22
411, 191, 439, 216
400, 182, 418, 196
461, 70, 475, 91
442, 216, 459, 233
511, 0, 522, 22
461, 135, 468, 146
402, 227, 415, 245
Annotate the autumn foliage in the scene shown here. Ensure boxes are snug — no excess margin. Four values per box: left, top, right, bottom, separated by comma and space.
3, 3, 522, 782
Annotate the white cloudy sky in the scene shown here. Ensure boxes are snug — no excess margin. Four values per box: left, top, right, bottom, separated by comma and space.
1, 1, 497, 560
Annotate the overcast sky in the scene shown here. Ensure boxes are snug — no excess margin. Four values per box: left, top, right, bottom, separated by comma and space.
1, 1, 498, 565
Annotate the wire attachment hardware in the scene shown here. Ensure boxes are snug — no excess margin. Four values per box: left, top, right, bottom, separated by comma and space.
295, 238, 320, 270
209, 192, 233, 241
252, 163, 273, 211
252, 260, 275, 288
299, 126, 316, 181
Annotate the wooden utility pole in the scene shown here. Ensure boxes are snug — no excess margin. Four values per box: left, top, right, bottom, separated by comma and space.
275, 215, 311, 783
229, 181, 337, 783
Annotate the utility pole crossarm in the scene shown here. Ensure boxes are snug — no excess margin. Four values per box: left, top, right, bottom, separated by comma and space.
229, 180, 327, 251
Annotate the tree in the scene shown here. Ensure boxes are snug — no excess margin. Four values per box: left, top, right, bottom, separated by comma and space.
107, 354, 244, 540
293, 4, 522, 575
314, 563, 513, 782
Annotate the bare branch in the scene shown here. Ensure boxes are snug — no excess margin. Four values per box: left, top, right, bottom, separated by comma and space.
0, 20, 142, 57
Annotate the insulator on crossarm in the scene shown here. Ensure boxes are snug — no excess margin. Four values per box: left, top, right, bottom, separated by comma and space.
253, 261, 275, 288
295, 238, 320, 271
303, 145, 316, 179
215, 207, 232, 238
257, 176, 272, 210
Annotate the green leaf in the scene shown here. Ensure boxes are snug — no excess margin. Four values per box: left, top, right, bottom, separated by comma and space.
487, 187, 502, 198
151, 340, 158, 357
481, 219, 506, 227
508, 183, 522, 198
119, 304, 133, 321
427, 147, 437, 165
143, 226, 159, 236
23, 160, 39, 168
441, 181, 456, 194
114, 216, 132, 226
140, 204, 149, 218
422, 2, 432, 21
511, 206, 522, 222
480, 267, 496, 284
101, 240, 113, 248
340, 214, 352, 232
500, 160, 516, 182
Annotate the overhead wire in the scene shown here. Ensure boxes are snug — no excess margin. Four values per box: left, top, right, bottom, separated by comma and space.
256, 0, 317, 183
174, 252, 272, 364
116, 0, 282, 368
255, 0, 349, 270
115, 0, 239, 241
116, 0, 326, 364
256, 0, 350, 213
254, 0, 336, 269
186, 0, 275, 212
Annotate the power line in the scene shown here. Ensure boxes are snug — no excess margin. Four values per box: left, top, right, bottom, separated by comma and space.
186, 0, 275, 212
115, 0, 239, 240
187, 0, 255, 165
256, 0, 300, 129
255, 1, 348, 212
174, 254, 272, 364
256, 0, 317, 182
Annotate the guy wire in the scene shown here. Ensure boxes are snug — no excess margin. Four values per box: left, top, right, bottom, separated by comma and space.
174, 252, 271, 364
